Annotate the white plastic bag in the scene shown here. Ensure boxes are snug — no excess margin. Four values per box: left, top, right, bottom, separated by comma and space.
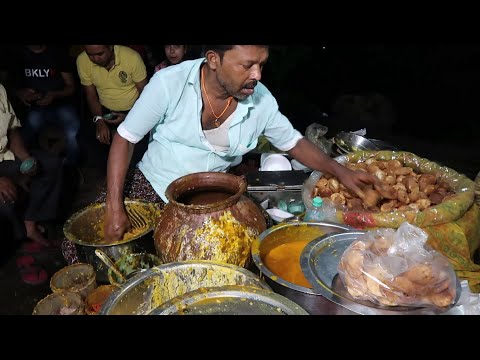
338, 223, 457, 308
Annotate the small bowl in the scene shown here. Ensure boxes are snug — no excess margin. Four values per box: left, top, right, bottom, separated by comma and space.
108, 253, 163, 287
291, 159, 310, 171
260, 154, 292, 171
266, 208, 295, 223
50, 263, 97, 299
33, 291, 84, 315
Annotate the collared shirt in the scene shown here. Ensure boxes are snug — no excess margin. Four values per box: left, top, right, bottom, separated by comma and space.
0, 84, 21, 162
117, 58, 303, 202
76, 45, 147, 111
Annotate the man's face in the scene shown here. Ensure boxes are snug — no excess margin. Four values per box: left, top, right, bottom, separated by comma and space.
84, 45, 114, 67
214, 46, 269, 100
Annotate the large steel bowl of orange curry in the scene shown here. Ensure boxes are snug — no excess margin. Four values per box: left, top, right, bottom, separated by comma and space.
251, 221, 355, 315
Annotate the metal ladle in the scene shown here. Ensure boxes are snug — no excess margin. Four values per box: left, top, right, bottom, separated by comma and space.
94, 249, 127, 284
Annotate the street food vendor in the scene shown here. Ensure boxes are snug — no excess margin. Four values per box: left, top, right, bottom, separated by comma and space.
103, 45, 378, 242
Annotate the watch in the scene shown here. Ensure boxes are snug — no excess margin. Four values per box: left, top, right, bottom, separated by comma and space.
93, 115, 103, 123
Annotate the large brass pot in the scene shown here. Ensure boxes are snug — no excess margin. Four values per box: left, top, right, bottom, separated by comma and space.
63, 199, 160, 283
154, 172, 267, 267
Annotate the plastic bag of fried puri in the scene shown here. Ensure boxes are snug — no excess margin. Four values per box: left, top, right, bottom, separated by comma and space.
338, 223, 457, 308
302, 151, 475, 229
302, 151, 480, 293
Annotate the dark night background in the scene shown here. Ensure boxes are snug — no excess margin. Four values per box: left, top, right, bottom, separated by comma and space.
260, 44, 480, 179
263, 45, 480, 138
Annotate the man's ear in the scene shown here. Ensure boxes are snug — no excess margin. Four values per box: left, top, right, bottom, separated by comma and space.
205, 51, 218, 70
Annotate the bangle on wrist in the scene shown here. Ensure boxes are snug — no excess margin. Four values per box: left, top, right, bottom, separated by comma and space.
93, 115, 103, 123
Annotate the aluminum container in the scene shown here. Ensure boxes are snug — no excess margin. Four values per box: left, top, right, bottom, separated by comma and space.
150, 285, 308, 315
100, 260, 271, 315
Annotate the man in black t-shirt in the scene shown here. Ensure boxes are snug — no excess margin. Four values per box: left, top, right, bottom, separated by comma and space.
10, 45, 80, 166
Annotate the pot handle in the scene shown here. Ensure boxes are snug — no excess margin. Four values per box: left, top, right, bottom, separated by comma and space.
94, 249, 126, 284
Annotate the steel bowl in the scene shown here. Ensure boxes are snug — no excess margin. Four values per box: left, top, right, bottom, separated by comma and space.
251, 221, 355, 314
33, 291, 85, 315
50, 263, 97, 300
63, 199, 161, 283
334, 132, 380, 153
108, 252, 163, 287
100, 260, 271, 315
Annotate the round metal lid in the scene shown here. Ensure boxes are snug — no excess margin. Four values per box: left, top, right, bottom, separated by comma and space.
150, 285, 309, 315
300, 231, 462, 315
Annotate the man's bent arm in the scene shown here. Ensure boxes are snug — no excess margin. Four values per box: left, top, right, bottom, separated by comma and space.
106, 133, 134, 212
83, 84, 103, 117
288, 138, 345, 178
288, 138, 378, 198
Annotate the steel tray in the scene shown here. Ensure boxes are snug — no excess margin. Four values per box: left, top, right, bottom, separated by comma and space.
300, 231, 461, 315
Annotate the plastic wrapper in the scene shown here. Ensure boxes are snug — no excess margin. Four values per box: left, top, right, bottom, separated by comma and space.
338, 222, 457, 307
303, 150, 475, 228
302, 150, 480, 292
447, 280, 480, 315
305, 123, 332, 156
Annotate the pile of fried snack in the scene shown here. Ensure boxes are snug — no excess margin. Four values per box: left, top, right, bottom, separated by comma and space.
338, 226, 457, 307
313, 158, 455, 212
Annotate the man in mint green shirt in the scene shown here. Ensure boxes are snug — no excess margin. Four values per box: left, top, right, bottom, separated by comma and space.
104, 45, 378, 242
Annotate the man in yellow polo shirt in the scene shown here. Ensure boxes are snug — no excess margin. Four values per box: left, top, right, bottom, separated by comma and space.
76, 45, 148, 147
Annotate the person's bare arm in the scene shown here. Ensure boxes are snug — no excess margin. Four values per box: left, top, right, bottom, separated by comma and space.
134, 78, 148, 95
288, 138, 379, 198
7, 127, 38, 176
8, 127, 31, 161
83, 84, 103, 117
104, 133, 135, 242
0, 177, 17, 203
83, 84, 111, 144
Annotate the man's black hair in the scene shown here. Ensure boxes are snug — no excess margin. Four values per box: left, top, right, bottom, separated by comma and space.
203, 45, 268, 62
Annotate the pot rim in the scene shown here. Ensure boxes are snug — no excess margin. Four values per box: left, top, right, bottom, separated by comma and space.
50, 263, 96, 293
165, 172, 247, 214
251, 221, 353, 295
63, 199, 158, 246
100, 260, 271, 315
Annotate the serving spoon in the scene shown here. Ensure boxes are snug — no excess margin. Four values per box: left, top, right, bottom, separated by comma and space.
94, 249, 127, 284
